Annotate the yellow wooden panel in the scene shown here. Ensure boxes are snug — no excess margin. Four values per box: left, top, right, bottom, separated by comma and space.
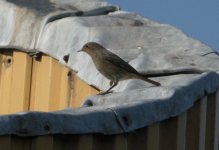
49, 61, 69, 110
10, 51, 32, 113
59, 68, 70, 109
0, 51, 32, 114
0, 51, 100, 113
30, 56, 52, 111
30, 55, 69, 111
71, 75, 99, 107
0, 52, 14, 114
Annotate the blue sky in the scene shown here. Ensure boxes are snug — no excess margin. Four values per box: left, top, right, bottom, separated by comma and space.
107, 0, 219, 52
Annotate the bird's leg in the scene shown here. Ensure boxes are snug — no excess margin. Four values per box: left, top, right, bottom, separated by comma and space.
106, 80, 118, 93
98, 80, 118, 95
110, 80, 114, 86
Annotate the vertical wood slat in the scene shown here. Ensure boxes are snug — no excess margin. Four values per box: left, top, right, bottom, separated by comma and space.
10, 136, 31, 150
185, 97, 207, 150
205, 92, 218, 150
0, 51, 99, 113
29, 55, 69, 111
214, 91, 219, 150
0, 136, 11, 150
93, 134, 115, 150
147, 123, 159, 150
31, 136, 53, 150
0, 51, 32, 114
127, 128, 147, 150
113, 134, 127, 150
159, 116, 178, 150
199, 97, 207, 150
10, 51, 32, 113
76, 135, 93, 150
186, 98, 198, 150
71, 75, 99, 107
53, 135, 79, 150
0, 52, 13, 114
177, 112, 187, 150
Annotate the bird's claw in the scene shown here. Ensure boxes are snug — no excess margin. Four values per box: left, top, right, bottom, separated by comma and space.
97, 90, 113, 95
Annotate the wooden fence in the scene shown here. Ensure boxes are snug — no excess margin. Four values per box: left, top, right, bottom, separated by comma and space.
0, 50, 218, 150
0, 50, 98, 114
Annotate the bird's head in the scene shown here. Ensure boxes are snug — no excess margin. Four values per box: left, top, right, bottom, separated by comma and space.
77, 42, 105, 55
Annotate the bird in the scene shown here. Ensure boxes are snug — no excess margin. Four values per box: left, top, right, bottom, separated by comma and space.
78, 42, 161, 94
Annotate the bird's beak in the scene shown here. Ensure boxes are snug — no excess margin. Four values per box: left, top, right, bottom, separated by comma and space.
77, 49, 82, 52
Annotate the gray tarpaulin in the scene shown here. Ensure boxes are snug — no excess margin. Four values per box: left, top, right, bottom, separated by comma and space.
0, 0, 219, 136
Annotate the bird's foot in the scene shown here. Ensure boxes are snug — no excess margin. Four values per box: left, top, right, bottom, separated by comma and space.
97, 90, 113, 95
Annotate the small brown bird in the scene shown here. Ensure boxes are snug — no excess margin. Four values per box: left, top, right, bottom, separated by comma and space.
78, 42, 161, 94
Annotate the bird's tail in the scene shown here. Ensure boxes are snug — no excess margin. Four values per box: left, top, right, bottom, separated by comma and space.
133, 74, 161, 86
141, 76, 161, 86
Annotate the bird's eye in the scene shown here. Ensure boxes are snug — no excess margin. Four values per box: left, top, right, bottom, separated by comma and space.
85, 45, 89, 48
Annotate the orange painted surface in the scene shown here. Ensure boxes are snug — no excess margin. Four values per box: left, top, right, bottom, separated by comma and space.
0, 51, 32, 114
71, 75, 99, 107
29, 55, 69, 111
0, 50, 98, 114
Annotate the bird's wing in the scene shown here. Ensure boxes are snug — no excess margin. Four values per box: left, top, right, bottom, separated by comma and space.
105, 51, 139, 75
